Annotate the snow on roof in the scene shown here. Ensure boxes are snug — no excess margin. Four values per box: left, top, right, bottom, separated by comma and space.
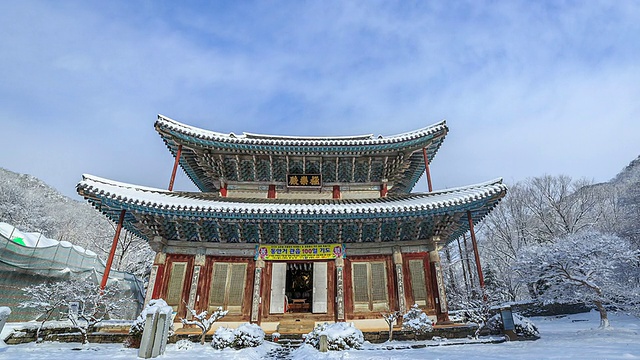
0, 222, 96, 256
155, 114, 447, 147
78, 174, 506, 216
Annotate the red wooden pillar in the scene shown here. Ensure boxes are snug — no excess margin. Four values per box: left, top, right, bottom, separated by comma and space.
332, 185, 341, 199
380, 183, 388, 197
151, 263, 166, 299
267, 184, 276, 199
220, 183, 228, 197
467, 210, 485, 290
101, 209, 126, 290
422, 147, 433, 192
168, 144, 182, 191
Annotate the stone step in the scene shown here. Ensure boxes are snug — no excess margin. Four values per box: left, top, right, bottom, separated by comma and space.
277, 319, 316, 334
277, 338, 304, 348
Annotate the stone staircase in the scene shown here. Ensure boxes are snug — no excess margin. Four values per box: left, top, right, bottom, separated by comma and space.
263, 337, 305, 359
277, 338, 304, 348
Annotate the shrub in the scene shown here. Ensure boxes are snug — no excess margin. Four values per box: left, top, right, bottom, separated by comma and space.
211, 323, 265, 349
485, 313, 540, 338
234, 323, 265, 348
304, 322, 364, 350
402, 304, 434, 335
211, 326, 235, 349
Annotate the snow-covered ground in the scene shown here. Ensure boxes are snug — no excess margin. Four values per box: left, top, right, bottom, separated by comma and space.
1, 310, 639, 359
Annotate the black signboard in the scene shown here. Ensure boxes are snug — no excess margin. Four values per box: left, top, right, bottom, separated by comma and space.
287, 174, 322, 188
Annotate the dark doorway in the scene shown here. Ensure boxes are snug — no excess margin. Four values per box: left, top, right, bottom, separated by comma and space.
285, 262, 313, 313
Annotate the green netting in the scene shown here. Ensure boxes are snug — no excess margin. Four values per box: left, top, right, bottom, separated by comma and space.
0, 223, 145, 320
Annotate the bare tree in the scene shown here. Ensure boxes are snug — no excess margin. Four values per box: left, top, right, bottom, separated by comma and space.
380, 311, 400, 342
181, 305, 228, 345
523, 175, 602, 241
20, 281, 69, 342
21, 279, 129, 344
67, 280, 129, 344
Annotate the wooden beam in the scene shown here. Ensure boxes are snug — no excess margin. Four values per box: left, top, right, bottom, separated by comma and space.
168, 144, 182, 191
422, 147, 433, 192
466, 210, 485, 290
101, 209, 126, 290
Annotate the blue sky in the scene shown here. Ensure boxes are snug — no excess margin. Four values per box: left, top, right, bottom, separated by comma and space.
1, 1, 639, 198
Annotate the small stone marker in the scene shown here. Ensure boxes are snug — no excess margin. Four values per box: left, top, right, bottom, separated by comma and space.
500, 306, 517, 341
68, 302, 80, 318
319, 334, 328, 352
0, 307, 10, 333
138, 304, 172, 358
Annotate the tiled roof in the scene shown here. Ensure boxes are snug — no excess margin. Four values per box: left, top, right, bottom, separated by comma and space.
77, 175, 506, 245
155, 114, 447, 148
78, 174, 506, 217
154, 115, 448, 194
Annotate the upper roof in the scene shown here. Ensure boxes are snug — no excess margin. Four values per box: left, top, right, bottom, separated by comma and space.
77, 174, 506, 246
155, 115, 448, 194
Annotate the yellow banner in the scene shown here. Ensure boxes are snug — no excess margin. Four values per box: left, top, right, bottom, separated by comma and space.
255, 244, 345, 261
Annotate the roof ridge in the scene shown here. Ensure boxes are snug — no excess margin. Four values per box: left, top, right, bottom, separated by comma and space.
156, 114, 447, 145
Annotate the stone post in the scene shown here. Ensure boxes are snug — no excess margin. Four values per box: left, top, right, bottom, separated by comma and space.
251, 259, 265, 323
393, 247, 407, 314
430, 246, 449, 323
335, 258, 345, 321
0, 307, 10, 342
138, 304, 172, 359
186, 253, 206, 320
319, 334, 328, 352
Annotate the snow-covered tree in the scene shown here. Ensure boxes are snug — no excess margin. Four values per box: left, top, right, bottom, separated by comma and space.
21, 279, 129, 344
20, 281, 70, 342
380, 311, 400, 341
517, 231, 640, 328
448, 286, 498, 338
181, 305, 228, 345
67, 280, 129, 344
477, 175, 610, 303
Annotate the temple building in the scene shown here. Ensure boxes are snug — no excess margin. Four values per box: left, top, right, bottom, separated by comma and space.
77, 114, 507, 332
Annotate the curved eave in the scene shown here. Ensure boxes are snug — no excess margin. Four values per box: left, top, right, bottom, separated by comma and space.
156, 114, 447, 149
155, 115, 448, 193
77, 174, 506, 245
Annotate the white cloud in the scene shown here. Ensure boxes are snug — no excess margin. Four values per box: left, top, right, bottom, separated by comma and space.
0, 1, 639, 197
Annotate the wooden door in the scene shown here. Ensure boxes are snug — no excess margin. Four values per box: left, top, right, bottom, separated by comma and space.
312, 262, 328, 313
269, 262, 286, 314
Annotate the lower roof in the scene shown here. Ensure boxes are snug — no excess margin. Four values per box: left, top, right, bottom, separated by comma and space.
77, 175, 506, 248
